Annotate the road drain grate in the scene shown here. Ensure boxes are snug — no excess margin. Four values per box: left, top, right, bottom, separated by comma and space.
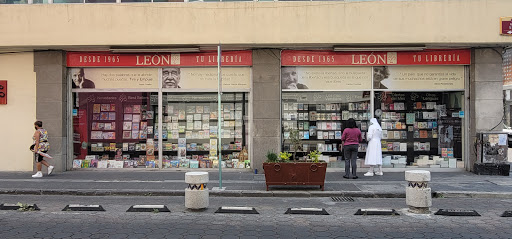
331, 196, 354, 202
434, 209, 480, 216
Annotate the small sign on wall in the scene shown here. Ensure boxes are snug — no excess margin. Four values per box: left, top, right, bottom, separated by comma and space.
0, 80, 6, 105
501, 17, 512, 35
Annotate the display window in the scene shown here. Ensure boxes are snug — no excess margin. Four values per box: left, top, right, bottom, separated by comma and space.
72, 92, 159, 168
282, 91, 370, 167
160, 93, 249, 169
68, 51, 252, 169
281, 50, 470, 169
374, 91, 464, 167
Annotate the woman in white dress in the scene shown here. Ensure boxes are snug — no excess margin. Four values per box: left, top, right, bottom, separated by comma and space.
364, 118, 383, 176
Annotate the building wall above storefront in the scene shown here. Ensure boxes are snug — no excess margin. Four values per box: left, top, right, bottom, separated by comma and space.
1, 0, 512, 49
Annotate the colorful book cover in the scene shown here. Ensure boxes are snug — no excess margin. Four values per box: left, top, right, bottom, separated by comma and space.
97, 160, 108, 168
101, 104, 110, 112
132, 122, 139, 131
335, 131, 342, 139
108, 112, 116, 121
190, 160, 199, 168
133, 105, 141, 113
139, 131, 148, 139
123, 121, 132, 130
146, 111, 154, 120
124, 114, 133, 121
178, 110, 186, 120
394, 131, 400, 139
124, 105, 133, 113
194, 121, 202, 130
170, 160, 180, 168
131, 131, 139, 139
122, 131, 131, 139
441, 148, 448, 158
93, 104, 101, 113
100, 112, 109, 120
82, 159, 91, 168
210, 111, 218, 120
405, 113, 416, 124
186, 106, 196, 113
132, 114, 141, 122
144, 160, 155, 168
447, 148, 454, 157
73, 160, 82, 168
180, 159, 190, 168
91, 131, 103, 139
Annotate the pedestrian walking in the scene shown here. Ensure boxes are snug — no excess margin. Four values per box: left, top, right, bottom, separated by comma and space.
364, 118, 383, 176
341, 118, 362, 179
31, 121, 54, 178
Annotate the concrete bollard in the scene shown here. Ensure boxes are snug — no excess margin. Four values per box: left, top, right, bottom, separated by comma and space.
185, 172, 209, 209
405, 170, 431, 214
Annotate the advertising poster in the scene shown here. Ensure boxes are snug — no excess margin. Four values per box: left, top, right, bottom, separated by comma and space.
69, 68, 159, 89
373, 65, 465, 90
281, 66, 372, 90
162, 67, 251, 90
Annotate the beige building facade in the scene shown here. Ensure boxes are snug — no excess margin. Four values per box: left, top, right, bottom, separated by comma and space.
0, 0, 511, 173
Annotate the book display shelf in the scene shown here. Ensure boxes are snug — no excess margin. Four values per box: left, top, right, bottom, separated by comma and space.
374, 92, 463, 166
160, 93, 249, 169
72, 92, 250, 169
281, 92, 371, 166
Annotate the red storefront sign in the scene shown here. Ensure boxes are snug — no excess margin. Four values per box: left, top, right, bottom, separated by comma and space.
0, 80, 7, 105
67, 51, 252, 67
501, 17, 512, 35
281, 49, 471, 66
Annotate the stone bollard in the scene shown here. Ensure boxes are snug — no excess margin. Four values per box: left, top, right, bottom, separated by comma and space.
185, 172, 209, 209
405, 170, 431, 214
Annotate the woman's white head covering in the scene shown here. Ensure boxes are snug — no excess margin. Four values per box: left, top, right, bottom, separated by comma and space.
369, 118, 382, 131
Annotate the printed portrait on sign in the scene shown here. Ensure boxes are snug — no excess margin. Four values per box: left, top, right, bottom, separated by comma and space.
70, 68, 96, 89
281, 66, 308, 90
162, 67, 181, 89
373, 66, 390, 89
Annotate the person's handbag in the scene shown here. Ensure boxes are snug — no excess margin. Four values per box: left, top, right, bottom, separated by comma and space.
29, 144, 53, 159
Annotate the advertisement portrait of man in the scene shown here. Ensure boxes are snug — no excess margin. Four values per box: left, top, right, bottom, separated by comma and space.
281, 66, 308, 89
70, 68, 95, 89
373, 66, 390, 89
162, 67, 181, 89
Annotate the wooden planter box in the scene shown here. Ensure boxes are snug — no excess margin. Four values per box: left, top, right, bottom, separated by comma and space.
263, 162, 327, 191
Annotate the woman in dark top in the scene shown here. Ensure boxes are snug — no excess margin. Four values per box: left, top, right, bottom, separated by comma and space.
341, 118, 362, 179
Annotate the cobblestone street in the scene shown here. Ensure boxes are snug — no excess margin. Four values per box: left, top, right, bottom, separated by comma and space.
1, 195, 511, 238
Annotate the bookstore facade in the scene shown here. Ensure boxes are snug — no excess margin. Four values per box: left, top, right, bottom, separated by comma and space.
68, 51, 252, 169
280, 50, 470, 169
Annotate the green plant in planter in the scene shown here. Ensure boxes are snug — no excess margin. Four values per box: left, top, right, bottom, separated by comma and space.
265, 150, 278, 163
288, 129, 302, 161
308, 150, 320, 163
279, 152, 292, 162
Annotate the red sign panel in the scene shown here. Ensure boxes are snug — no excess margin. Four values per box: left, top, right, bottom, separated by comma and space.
501, 17, 512, 35
281, 49, 471, 66
0, 81, 6, 105
67, 51, 252, 67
